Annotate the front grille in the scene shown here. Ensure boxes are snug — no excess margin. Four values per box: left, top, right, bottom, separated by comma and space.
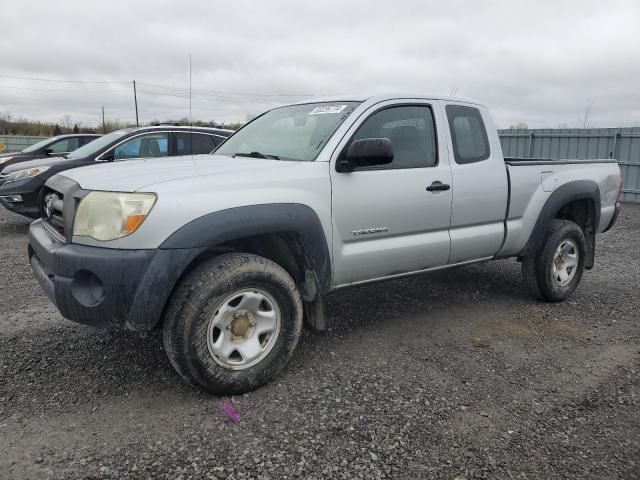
40, 175, 84, 243
42, 187, 66, 239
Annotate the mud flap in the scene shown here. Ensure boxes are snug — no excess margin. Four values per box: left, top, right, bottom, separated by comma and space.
303, 295, 326, 333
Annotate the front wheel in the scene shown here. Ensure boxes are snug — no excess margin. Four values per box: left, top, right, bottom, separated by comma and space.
162, 253, 303, 394
522, 219, 586, 302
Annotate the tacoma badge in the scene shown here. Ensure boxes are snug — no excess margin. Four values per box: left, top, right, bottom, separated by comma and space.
351, 226, 389, 236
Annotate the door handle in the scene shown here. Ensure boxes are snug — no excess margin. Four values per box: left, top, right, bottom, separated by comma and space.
426, 181, 450, 192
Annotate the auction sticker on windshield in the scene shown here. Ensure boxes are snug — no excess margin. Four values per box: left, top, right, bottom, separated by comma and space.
308, 105, 348, 115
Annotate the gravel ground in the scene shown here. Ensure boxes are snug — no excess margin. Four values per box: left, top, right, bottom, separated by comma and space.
1, 205, 639, 480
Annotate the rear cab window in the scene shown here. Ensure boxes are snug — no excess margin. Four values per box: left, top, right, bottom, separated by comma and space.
446, 105, 490, 164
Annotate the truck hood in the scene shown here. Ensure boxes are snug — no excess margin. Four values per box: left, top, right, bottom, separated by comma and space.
58, 155, 297, 191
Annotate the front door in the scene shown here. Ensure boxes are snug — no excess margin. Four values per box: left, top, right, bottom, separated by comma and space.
330, 102, 453, 286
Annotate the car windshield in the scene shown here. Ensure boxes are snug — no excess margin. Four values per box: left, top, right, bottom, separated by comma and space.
66, 129, 134, 159
21, 137, 58, 153
215, 102, 360, 161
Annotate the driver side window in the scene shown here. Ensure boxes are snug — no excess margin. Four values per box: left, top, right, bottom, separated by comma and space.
348, 105, 438, 170
49, 137, 80, 154
113, 133, 169, 160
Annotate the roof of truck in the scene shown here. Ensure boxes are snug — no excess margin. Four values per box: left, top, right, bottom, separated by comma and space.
289, 93, 484, 106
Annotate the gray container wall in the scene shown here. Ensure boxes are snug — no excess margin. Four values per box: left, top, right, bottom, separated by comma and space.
499, 128, 640, 203
0, 135, 47, 153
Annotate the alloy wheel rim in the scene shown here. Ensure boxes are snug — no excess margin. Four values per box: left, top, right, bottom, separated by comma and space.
551, 239, 579, 286
206, 288, 281, 370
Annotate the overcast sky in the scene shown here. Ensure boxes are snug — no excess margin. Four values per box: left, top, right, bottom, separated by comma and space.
1, 0, 639, 129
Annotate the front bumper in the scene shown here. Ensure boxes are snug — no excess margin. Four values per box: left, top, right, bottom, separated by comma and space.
0, 177, 42, 218
28, 219, 204, 331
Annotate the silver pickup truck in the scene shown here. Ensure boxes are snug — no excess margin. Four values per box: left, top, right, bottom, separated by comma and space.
28, 94, 622, 393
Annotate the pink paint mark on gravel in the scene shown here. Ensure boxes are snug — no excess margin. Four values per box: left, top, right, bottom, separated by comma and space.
218, 398, 240, 423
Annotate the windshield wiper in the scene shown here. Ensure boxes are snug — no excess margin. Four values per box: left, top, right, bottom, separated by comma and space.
233, 151, 280, 160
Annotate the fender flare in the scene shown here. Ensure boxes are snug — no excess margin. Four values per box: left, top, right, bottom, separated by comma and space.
159, 203, 332, 293
523, 180, 600, 264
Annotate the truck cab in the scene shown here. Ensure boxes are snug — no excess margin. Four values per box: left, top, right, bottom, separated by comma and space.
326, 98, 509, 285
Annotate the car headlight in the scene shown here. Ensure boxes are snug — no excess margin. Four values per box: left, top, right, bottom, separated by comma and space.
0, 156, 14, 165
3, 166, 49, 182
73, 191, 157, 241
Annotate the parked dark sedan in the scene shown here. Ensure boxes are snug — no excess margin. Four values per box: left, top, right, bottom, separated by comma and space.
0, 134, 101, 171
0, 126, 233, 218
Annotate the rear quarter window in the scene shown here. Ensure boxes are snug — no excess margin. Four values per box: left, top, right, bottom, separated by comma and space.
446, 105, 490, 164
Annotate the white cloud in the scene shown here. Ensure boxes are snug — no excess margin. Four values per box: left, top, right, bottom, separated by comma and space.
1, 0, 638, 128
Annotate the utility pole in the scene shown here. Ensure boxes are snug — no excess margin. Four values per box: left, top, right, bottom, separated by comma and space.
101, 106, 106, 133
188, 55, 193, 153
133, 80, 139, 126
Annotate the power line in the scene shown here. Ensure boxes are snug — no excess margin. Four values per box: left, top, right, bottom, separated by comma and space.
136, 81, 316, 98
135, 88, 279, 104
0, 72, 328, 125
0, 75, 317, 98
0, 74, 129, 85
0, 94, 134, 108
0, 82, 280, 103
0, 83, 130, 93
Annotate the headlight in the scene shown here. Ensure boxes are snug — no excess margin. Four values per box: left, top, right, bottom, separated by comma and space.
73, 191, 157, 241
3, 166, 49, 182
0, 156, 14, 165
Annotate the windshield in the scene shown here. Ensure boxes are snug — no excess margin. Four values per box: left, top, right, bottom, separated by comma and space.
66, 129, 133, 159
21, 137, 58, 153
215, 102, 360, 161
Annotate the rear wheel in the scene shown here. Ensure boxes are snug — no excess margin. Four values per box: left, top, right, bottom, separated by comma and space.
522, 219, 586, 302
162, 253, 303, 394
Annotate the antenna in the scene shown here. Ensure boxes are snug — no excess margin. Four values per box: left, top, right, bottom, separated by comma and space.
133, 80, 139, 126
188, 54, 192, 127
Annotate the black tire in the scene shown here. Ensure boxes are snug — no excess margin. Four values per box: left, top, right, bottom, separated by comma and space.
162, 253, 303, 394
522, 219, 586, 302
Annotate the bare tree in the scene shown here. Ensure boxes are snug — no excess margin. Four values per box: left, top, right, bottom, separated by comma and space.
449, 87, 459, 97
60, 114, 76, 131
578, 99, 593, 129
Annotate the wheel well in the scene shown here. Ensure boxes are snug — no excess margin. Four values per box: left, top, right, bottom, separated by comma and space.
221, 232, 307, 284
159, 231, 326, 331
554, 198, 595, 232
178, 232, 308, 285
553, 198, 596, 269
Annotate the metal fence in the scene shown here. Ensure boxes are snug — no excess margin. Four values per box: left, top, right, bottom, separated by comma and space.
0, 135, 47, 153
499, 127, 640, 203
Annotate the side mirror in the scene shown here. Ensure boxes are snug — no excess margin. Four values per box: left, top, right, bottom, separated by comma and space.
336, 138, 394, 173
101, 150, 115, 161
45, 148, 54, 156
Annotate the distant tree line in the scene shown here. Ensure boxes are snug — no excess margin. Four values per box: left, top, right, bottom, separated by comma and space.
0, 112, 243, 137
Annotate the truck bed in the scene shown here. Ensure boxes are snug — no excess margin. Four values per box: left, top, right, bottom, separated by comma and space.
499, 157, 620, 257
